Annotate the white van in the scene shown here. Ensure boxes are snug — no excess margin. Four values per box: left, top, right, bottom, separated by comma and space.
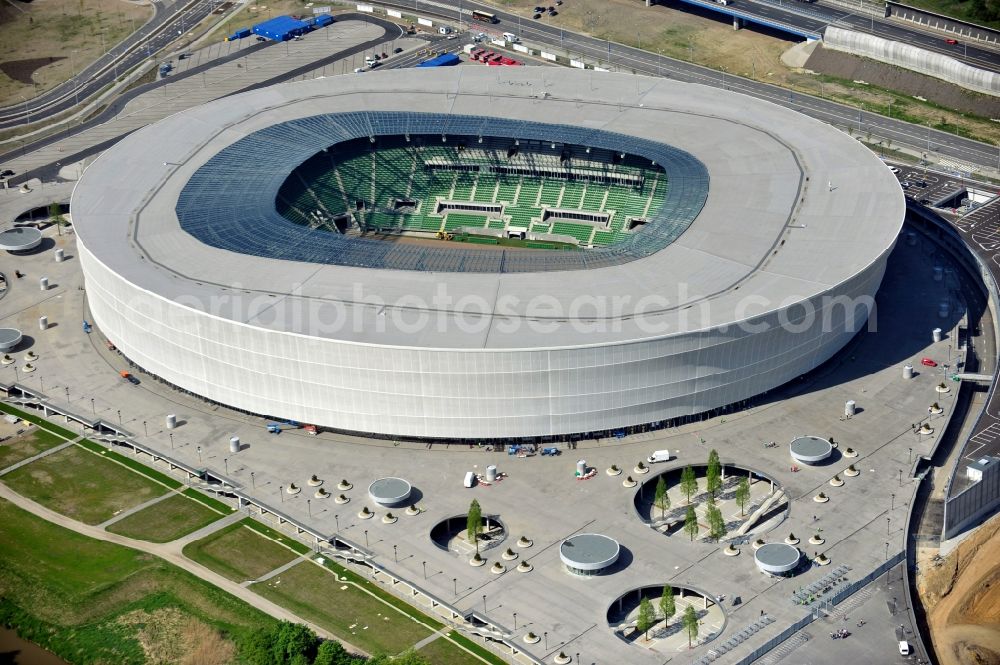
364, 56, 377, 66
898, 641, 911, 656
647, 450, 673, 464
464, 471, 477, 488
503, 32, 519, 43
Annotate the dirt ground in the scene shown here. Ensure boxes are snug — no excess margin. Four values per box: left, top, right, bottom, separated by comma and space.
494, 0, 1000, 144
0, 0, 153, 107
918, 512, 1000, 665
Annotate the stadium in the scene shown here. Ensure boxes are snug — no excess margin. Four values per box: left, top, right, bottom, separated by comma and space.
71, 67, 905, 440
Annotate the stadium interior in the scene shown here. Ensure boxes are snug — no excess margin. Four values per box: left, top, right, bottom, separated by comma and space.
275, 135, 668, 250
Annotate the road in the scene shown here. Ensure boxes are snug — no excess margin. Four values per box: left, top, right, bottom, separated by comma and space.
0, 478, 368, 655
0, 0, 227, 130
407, 0, 1000, 172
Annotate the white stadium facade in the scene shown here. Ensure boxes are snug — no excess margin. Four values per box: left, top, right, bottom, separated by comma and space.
72, 67, 904, 441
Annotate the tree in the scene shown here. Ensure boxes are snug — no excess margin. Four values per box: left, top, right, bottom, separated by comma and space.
467, 498, 483, 555
313, 640, 355, 665
735, 477, 751, 516
706, 449, 721, 499
683, 504, 699, 541
368, 650, 431, 665
272, 621, 318, 665
48, 201, 65, 236
659, 585, 676, 628
682, 604, 699, 648
707, 503, 726, 540
636, 596, 656, 640
653, 476, 670, 519
680, 466, 698, 503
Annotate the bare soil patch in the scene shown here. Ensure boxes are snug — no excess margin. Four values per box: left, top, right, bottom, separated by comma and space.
0, 0, 153, 107
918, 512, 1000, 665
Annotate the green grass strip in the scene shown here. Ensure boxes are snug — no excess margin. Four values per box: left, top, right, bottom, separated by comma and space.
447, 631, 508, 665
316, 558, 446, 631
76, 439, 183, 489
0, 403, 78, 440
243, 519, 313, 556
181, 487, 234, 514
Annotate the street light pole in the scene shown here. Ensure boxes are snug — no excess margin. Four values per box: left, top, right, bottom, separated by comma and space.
250, 471, 255, 489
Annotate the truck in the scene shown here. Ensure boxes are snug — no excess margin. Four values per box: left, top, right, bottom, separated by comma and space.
647, 450, 673, 464
227, 27, 252, 41
416, 52, 462, 67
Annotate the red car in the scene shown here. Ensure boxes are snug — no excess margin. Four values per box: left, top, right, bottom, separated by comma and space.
921, 357, 938, 367
945, 38, 958, 45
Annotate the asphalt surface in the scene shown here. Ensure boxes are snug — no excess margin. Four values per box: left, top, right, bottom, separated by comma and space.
0, 15, 404, 185
0, 0, 227, 129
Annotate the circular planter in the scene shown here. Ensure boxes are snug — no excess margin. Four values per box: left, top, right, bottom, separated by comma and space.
491, 562, 505, 574
930, 406, 943, 415
22, 363, 35, 373
524, 633, 541, 644
785, 534, 800, 545
829, 477, 844, 487
814, 554, 831, 566
1, 355, 14, 366
314, 489, 329, 499
24, 352, 37, 362
517, 536, 533, 548
338, 480, 353, 491
470, 556, 486, 567
286, 484, 301, 495
555, 653, 572, 665
517, 561, 533, 572
634, 465, 649, 475
358, 507, 374, 520
622, 476, 637, 488
809, 535, 825, 545
920, 425, 934, 435
935, 384, 951, 394
606, 466, 622, 476
335, 494, 350, 504
382, 513, 398, 524
844, 465, 860, 477
813, 494, 829, 503
844, 448, 858, 458
752, 540, 766, 550
405, 504, 420, 516
502, 548, 519, 561
723, 544, 740, 556
308, 476, 323, 487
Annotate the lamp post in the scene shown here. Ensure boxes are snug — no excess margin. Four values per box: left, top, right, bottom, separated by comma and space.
898, 469, 903, 486
280, 485, 284, 502
513, 612, 517, 630
482, 594, 487, 614
885, 541, 889, 560
224, 457, 229, 474
334, 514, 340, 531
453, 577, 458, 595
143, 420, 148, 436
197, 445, 202, 463
544, 632, 548, 650
891, 493, 895, 511
307, 499, 312, 517
364, 529, 368, 548
91, 398, 95, 414
422, 560, 427, 579
394, 544, 398, 562
908, 447, 913, 464
169, 433, 173, 449
250, 471, 255, 488
117, 409, 122, 425
64, 386, 69, 400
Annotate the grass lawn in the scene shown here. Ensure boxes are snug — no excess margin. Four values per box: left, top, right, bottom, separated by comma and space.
254, 562, 434, 655
0, 429, 66, 470
0, 497, 277, 665
1, 444, 168, 525
106, 492, 226, 543
418, 635, 497, 664
182, 519, 299, 582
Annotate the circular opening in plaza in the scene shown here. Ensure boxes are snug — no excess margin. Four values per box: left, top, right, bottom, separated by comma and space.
0, 227, 42, 253
560, 533, 621, 576
430, 514, 507, 554
0, 328, 23, 352
367, 477, 412, 507
754, 542, 802, 576
789, 436, 834, 465
607, 584, 726, 651
635, 462, 786, 540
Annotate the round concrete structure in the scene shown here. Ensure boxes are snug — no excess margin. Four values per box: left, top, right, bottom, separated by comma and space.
0, 328, 22, 352
754, 543, 801, 575
789, 436, 834, 464
560, 533, 621, 576
367, 477, 412, 507
71, 68, 904, 440
0, 227, 42, 252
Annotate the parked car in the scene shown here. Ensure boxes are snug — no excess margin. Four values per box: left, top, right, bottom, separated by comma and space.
899, 641, 911, 656
0, 169, 14, 178
393, 47, 403, 53
945, 38, 958, 45
120, 370, 140, 385
921, 357, 938, 367
533, 12, 542, 18
889, 166, 900, 174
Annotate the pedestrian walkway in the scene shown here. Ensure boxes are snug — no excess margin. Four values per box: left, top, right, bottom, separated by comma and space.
97, 490, 175, 528
245, 553, 309, 587
0, 480, 367, 656
166, 509, 245, 552
0, 438, 78, 477
411, 628, 449, 650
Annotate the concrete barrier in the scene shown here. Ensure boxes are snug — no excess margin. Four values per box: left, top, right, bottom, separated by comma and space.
824, 27, 1000, 97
